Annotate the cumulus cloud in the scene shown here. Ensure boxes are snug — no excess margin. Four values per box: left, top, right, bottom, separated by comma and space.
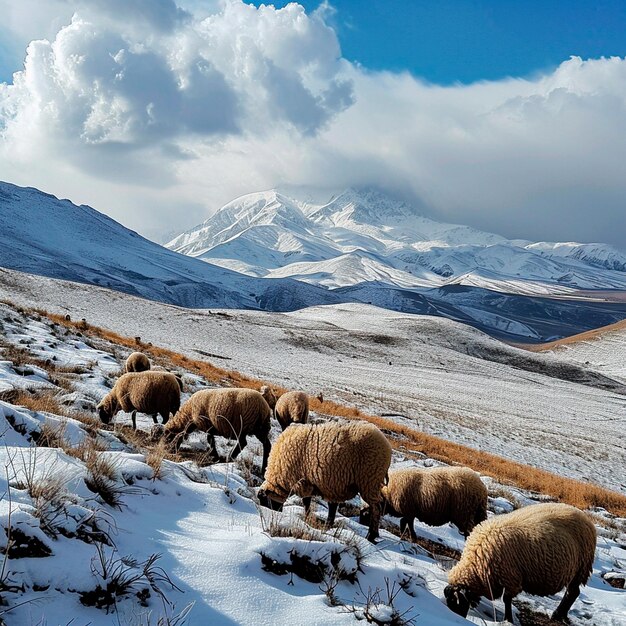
1, 1, 626, 248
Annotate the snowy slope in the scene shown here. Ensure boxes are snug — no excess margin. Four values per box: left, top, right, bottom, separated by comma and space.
541, 320, 626, 385
3, 180, 626, 342
0, 181, 342, 313
2, 267, 626, 495
1, 299, 624, 626
167, 187, 626, 294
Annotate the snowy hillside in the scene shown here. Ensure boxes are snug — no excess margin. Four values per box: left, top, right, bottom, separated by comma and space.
167, 187, 626, 293
0, 181, 342, 313
540, 319, 626, 385
2, 267, 626, 496
0, 299, 624, 625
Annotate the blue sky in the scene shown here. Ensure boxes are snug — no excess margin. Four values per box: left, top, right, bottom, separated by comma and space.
254, 0, 626, 83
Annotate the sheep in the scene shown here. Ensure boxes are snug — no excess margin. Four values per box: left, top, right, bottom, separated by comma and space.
274, 391, 309, 430
160, 388, 272, 473
260, 387, 309, 430
444, 503, 596, 623
97, 371, 181, 430
259, 386, 277, 411
257, 420, 392, 543
360, 466, 487, 540
125, 351, 151, 373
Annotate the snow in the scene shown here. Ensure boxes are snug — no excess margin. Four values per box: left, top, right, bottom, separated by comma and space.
166, 186, 626, 298
0, 291, 624, 625
1, 269, 625, 498
0, 180, 342, 313
547, 323, 626, 385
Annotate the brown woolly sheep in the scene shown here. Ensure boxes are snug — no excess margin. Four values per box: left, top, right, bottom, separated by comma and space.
160, 388, 272, 473
274, 391, 309, 430
259, 386, 277, 410
360, 466, 487, 539
445, 503, 596, 623
125, 351, 151, 373
97, 371, 181, 430
258, 421, 391, 543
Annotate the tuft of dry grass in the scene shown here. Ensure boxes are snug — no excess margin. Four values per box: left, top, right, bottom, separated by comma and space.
83, 449, 126, 507
12, 389, 66, 416
145, 439, 169, 480
28, 306, 626, 518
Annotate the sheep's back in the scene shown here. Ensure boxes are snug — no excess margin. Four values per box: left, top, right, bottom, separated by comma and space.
275, 391, 309, 425
116, 372, 179, 413
187, 388, 270, 437
270, 421, 390, 503
125, 352, 150, 373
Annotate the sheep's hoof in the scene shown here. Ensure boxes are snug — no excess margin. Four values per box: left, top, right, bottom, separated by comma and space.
150, 424, 165, 441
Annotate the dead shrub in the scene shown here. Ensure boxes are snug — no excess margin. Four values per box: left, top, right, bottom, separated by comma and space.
84, 451, 126, 508
80, 543, 182, 613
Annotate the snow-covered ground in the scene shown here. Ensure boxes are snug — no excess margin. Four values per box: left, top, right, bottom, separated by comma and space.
1, 267, 625, 495
0, 300, 624, 625
545, 322, 626, 385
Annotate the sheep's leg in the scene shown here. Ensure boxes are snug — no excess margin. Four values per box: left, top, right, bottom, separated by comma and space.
503, 593, 514, 623
131, 410, 137, 430
302, 497, 312, 516
206, 432, 217, 456
260, 436, 271, 475
326, 502, 338, 528
400, 517, 418, 542
229, 434, 247, 460
552, 583, 580, 622
366, 502, 381, 543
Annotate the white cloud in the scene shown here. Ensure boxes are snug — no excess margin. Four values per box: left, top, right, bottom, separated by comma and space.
1, 1, 626, 248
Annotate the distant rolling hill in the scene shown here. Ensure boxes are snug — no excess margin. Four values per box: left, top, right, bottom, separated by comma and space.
3, 180, 626, 342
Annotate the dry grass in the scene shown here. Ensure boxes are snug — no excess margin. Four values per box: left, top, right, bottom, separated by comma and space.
31, 308, 626, 517
145, 439, 169, 480
83, 449, 125, 507
517, 317, 626, 352
11, 388, 101, 434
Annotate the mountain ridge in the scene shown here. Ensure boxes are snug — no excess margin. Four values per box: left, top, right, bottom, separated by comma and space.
166, 186, 626, 293
4, 180, 626, 343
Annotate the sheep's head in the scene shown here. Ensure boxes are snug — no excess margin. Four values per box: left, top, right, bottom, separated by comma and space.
259, 386, 277, 410
257, 481, 287, 512
359, 498, 392, 527
96, 394, 118, 424
444, 585, 480, 618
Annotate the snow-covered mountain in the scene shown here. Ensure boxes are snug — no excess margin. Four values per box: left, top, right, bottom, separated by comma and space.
0, 182, 343, 312
167, 187, 626, 293
3, 180, 626, 342
165, 186, 626, 342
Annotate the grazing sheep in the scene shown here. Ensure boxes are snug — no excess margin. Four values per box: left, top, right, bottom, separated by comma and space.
258, 421, 391, 543
259, 387, 309, 430
161, 388, 272, 473
360, 466, 487, 539
444, 503, 596, 623
97, 371, 181, 430
259, 386, 277, 410
125, 351, 151, 373
274, 391, 309, 430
